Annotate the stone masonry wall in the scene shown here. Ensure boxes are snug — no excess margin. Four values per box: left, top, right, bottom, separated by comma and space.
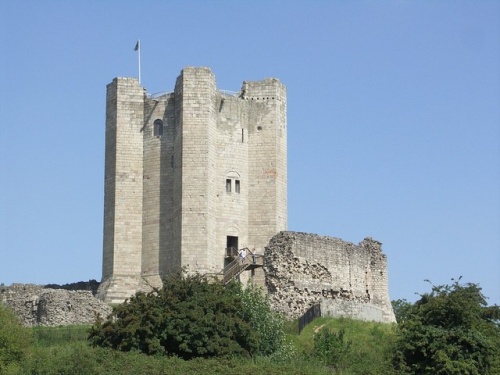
99, 68, 287, 302
264, 231, 396, 323
99, 77, 144, 304
1, 284, 112, 327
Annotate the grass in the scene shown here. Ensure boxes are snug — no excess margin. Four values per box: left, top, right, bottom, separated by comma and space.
290, 317, 398, 375
32, 325, 90, 347
16, 318, 397, 375
19, 344, 331, 375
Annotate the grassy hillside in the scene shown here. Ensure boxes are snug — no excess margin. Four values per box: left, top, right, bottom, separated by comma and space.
11, 318, 396, 375
290, 317, 397, 374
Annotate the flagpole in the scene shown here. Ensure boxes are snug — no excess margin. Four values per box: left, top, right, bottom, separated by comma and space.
137, 39, 141, 84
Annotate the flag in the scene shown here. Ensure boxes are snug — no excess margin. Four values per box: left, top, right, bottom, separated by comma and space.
134, 40, 140, 51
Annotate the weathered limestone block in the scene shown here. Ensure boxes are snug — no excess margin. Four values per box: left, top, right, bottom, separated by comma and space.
1, 284, 112, 327
264, 231, 396, 323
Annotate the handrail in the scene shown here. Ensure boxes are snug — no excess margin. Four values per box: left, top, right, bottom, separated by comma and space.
209, 248, 264, 285
219, 89, 239, 97
222, 256, 246, 283
146, 91, 174, 99
225, 246, 239, 258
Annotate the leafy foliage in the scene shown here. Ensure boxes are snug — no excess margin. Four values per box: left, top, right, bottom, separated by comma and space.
239, 285, 286, 357
20, 343, 331, 375
5, 273, 499, 374
294, 317, 397, 374
393, 279, 500, 375
0, 301, 33, 374
313, 327, 351, 369
89, 272, 288, 359
391, 298, 413, 323
32, 325, 90, 347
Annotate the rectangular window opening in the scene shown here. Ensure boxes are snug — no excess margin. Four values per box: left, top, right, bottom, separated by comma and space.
235, 180, 240, 194
226, 179, 232, 193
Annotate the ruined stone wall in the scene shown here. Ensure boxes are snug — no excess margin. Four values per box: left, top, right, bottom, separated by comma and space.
264, 231, 396, 323
1, 284, 112, 327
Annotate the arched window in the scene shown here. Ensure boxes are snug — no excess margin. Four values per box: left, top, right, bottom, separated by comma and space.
225, 171, 241, 194
153, 119, 163, 137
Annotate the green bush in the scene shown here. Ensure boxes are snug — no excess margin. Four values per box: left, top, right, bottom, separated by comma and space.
22, 342, 101, 375
313, 327, 351, 369
393, 279, 500, 375
391, 298, 413, 323
89, 272, 290, 359
293, 317, 397, 375
19, 343, 331, 375
239, 285, 286, 357
0, 301, 33, 374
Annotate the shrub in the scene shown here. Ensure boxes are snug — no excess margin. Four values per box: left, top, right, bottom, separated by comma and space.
393, 279, 500, 374
239, 285, 286, 357
313, 327, 351, 370
391, 298, 413, 323
20, 344, 331, 375
0, 301, 33, 373
89, 272, 269, 359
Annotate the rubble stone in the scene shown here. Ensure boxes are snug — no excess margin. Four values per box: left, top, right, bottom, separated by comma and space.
0, 284, 112, 327
264, 231, 396, 323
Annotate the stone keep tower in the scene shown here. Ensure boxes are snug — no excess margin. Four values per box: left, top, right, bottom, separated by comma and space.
97, 67, 287, 303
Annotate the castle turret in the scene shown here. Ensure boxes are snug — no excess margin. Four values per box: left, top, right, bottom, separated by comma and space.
98, 78, 144, 303
244, 79, 287, 253
174, 68, 219, 274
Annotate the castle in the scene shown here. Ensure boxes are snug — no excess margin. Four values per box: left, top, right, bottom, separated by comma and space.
96, 67, 395, 323
97, 67, 287, 303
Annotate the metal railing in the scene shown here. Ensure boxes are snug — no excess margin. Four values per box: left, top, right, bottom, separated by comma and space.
225, 246, 239, 259
298, 303, 321, 334
146, 91, 174, 99
213, 248, 263, 285
219, 89, 239, 97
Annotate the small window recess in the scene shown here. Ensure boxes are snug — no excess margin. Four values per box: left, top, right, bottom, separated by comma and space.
153, 119, 163, 138
226, 236, 238, 262
241, 128, 244, 143
225, 172, 241, 194
227, 236, 238, 253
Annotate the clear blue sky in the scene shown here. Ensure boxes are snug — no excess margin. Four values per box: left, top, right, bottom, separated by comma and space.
1, 1, 499, 305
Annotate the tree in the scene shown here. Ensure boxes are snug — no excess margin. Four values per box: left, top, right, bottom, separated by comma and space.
89, 272, 285, 359
391, 299, 413, 323
239, 284, 286, 356
393, 278, 500, 375
0, 301, 33, 374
